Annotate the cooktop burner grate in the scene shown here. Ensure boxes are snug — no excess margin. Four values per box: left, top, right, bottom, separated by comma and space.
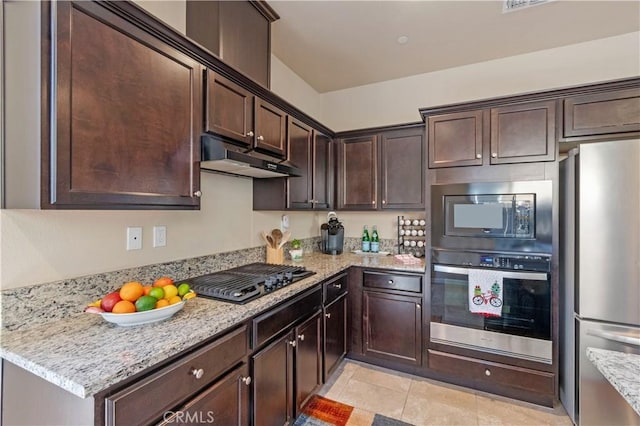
184, 263, 315, 304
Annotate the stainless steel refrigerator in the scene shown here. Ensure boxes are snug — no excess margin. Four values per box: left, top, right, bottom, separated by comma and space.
560, 139, 640, 425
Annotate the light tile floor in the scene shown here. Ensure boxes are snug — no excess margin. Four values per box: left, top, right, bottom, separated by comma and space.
318, 360, 574, 426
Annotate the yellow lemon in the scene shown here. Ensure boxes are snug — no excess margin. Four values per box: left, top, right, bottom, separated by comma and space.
168, 295, 182, 305
162, 285, 178, 300
183, 291, 196, 300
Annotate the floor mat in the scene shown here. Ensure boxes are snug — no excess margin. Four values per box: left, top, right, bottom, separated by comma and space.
293, 395, 414, 426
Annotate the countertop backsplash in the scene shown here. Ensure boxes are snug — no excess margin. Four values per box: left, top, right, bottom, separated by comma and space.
0, 237, 401, 331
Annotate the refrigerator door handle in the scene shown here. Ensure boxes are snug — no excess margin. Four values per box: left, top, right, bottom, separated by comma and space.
587, 329, 640, 347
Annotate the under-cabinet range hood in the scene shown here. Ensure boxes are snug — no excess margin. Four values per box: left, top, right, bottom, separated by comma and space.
200, 134, 300, 178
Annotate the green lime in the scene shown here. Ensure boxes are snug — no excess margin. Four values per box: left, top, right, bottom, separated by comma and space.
149, 287, 164, 300
178, 283, 191, 297
135, 295, 157, 312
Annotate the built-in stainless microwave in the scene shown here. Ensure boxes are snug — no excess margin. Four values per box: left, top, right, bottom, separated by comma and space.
431, 181, 552, 253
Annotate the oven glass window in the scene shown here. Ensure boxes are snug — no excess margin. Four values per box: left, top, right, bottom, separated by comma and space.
444, 194, 535, 239
431, 267, 551, 340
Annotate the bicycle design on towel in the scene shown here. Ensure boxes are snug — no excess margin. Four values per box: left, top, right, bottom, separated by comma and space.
472, 281, 502, 307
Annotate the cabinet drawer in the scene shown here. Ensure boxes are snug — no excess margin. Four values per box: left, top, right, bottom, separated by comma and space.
323, 273, 348, 305
105, 325, 248, 426
428, 350, 554, 395
253, 287, 322, 348
363, 271, 422, 293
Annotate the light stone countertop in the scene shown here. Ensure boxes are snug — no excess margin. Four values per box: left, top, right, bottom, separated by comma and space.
586, 347, 640, 415
0, 251, 424, 399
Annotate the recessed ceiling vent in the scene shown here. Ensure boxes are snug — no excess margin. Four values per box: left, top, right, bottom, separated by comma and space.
503, 0, 552, 13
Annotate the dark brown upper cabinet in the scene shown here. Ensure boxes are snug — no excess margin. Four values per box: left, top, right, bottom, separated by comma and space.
336, 135, 378, 210
563, 87, 640, 141
43, 1, 202, 209
254, 98, 288, 157
205, 70, 255, 146
380, 126, 426, 209
287, 118, 333, 210
428, 110, 484, 168
489, 100, 556, 164
187, 0, 279, 88
426, 100, 556, 169
337, 124, 425, 211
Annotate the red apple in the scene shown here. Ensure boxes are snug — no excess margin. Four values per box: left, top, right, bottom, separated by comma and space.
101, 292, 122, 312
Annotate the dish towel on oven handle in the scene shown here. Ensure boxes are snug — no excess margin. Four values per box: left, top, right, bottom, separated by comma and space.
468, 269, 504, 317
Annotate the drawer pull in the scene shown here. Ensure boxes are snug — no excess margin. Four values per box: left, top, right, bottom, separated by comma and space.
242, 376, 252, 386
298, 334, 305, 341
191, 368, 204, 379
417, 304, 421, 309
288, 340, 297, 347
257, 135, 265, 141
193, 190, 202, 198
333, 283, 342, 289
247, 131, 254, 137
476, 153, 482, 159
485, 369, 491, 377
388, 280, 394, 285
325, 313, 331, 319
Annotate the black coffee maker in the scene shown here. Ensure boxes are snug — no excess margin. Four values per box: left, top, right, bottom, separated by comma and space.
320, 212, 344, 255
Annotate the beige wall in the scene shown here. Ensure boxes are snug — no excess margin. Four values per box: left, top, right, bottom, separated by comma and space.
271, 55, 324, 124
321, 31, 640, 131
2, 2, 639, 290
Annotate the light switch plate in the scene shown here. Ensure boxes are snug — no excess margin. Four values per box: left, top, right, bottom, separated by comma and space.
153, 226, 167, 248
126, 227, 143, 250
281, 214, 289, 231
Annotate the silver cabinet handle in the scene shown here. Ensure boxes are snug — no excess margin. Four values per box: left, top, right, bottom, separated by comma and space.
372, 200, 376, 205
388, 280, 394, 284
193, 190, 202, 198
288, 340, 296, 347
257, 135, 265, 141
382, 200, 386, 204
476, 154, 482, 159
491, 153, 498, 158
191, 368, 204, 379
298, 334, 305, 341
485, 369, 491, 377
325, 313, 331, 319
333, 283, 342, 289
247, 131, 254, 137
242, 376, 252, 386
417, 304, 421, 309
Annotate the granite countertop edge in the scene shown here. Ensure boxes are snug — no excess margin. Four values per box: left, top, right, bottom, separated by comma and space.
586, 347, 640, 415
0, 252, 425, 399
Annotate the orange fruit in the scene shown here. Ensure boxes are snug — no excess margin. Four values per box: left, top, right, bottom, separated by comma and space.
120, 282, 144, 302
155, 299, 170, 309
143, 285, 152, 296
112, 300, 136, 314
153, 277, 174, 287
163, 285, 179, 300
168, 295, 182, 305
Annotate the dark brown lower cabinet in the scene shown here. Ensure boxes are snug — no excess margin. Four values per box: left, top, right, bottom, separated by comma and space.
252, 311, 322, 425
161, 363, 250, 425
363, 290, 422, 367
324, 295, 347, 381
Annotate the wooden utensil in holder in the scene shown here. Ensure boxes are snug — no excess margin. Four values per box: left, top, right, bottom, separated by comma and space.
266, 246, 284, 264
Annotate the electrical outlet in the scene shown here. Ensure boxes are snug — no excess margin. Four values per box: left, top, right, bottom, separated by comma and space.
126, 227, 143, 250
153, 226, 167, 248
281, 214, 289, 231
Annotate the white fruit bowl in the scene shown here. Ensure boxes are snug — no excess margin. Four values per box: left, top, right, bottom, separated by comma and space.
100, 301, 185, 326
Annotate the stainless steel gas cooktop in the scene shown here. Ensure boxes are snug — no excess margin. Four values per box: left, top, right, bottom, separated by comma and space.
183, 263, 315, 304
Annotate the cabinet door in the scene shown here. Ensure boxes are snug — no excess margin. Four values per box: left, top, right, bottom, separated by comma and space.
363, 290, 422, 366
294, 312, 323, 416
255, 98, 287, 157
324, 295, 347, 381
45, 1, 202, 209
161, 364, 250, 426
337, 135, 378, 210
287, 117, 313, 209
564, 87, 640, 140
252, 332, 293, 426
205, 70, 255, 146
490, 100, 556, 164
380, 127, 426, 209
428, 110, 483, 168
218, 1, 271, 88
312, 132, 333, 210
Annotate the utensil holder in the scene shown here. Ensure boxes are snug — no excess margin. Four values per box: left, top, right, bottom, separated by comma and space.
266, 246, 284, 264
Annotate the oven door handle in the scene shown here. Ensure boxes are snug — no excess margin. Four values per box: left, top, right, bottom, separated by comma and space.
433, 265, 548, 281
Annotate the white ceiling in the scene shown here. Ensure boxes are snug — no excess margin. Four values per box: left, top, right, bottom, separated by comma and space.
270, 1, 640, 93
